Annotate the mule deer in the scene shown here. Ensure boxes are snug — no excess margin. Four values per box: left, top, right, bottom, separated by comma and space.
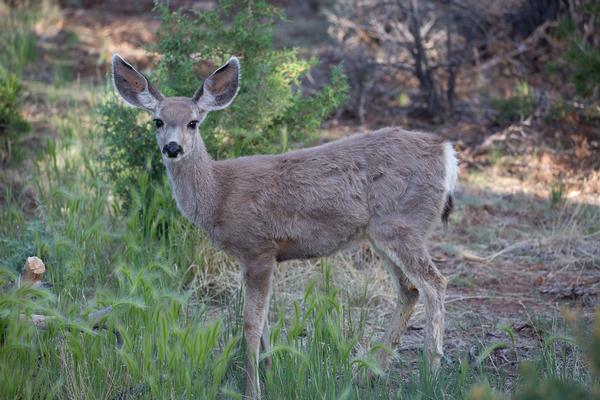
112, 54, 458, 399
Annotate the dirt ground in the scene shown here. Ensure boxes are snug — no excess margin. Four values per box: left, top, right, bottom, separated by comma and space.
9, 0, 600, 385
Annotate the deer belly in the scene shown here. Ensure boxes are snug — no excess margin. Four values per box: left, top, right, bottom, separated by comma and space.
275, 227, 365, 262
275, 240, 320, 262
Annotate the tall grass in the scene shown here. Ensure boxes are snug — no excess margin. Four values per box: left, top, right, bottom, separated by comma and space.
0, 2, 38, 78
0, 86, 242, 397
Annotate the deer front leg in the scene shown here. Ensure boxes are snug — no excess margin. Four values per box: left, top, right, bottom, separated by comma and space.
242, 259, 274, 399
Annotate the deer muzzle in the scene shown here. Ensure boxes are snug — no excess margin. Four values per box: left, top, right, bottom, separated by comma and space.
163, 141, 184, 158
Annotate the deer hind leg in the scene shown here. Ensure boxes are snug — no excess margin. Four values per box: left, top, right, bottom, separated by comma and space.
369, 226, 448, 371
260, 316, 272, 369
370, 243, 419, 371
242, 259, 274, 400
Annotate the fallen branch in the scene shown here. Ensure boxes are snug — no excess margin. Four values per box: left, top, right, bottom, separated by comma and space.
88, 305, 114, 325
477, 21, 559, 72
458, 239, 537, 264
19, 305, 121, 347
19, 313, 55, 328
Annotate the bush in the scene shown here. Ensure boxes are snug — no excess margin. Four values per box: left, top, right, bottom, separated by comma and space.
490, 81, 536, 125
567, 44, 600, 99
99, 0, 349, 208
98, 102, 159, 210
0, 2, 37, 165
0, 73, 30, 165
556, 2, 600, 99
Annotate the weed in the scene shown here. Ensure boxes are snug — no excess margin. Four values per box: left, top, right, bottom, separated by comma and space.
450, 272, 476, 289
489, 148, 504, 168
549, 178, 565, 208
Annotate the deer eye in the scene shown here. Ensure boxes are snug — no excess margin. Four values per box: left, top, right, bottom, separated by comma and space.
187, 120, 198, 130
153, 119, 164, 128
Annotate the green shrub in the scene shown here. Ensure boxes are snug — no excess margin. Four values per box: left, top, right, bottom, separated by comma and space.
555, 3, 600, 99
0, 2, 37, 165
0, 73, 30, 164
98, 101, 158, 210
99, 0, 349, 208
490, 81, 536, 125
567, 45, 600, 99
544, 98, 573, 123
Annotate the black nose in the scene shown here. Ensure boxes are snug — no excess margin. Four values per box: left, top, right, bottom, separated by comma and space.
163, 141, 183, 158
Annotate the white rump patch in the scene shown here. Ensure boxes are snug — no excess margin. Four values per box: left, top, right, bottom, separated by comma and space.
443, 142, 458, 194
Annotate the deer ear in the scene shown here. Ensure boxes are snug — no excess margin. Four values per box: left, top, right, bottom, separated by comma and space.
192, 57, 240, 111
112, 54, 163, 112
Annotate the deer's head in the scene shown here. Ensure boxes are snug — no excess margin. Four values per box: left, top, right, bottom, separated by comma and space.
111, 54, 240, 161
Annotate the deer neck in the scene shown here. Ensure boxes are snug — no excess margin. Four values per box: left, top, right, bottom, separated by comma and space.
164, 140, 219, 232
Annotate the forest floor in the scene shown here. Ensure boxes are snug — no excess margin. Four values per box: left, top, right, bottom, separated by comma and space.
3, 0, 599, 392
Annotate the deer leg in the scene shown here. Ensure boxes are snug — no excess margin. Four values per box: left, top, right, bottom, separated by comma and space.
242, 259, 274, 399
260, 316, 272, 369
370, 227, 447, 372
370, 244, 419, 371
393, 247, 446, 370
414, 258, 446, 371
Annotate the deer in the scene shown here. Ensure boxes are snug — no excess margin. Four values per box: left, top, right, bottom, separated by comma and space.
112, 54, 458, 399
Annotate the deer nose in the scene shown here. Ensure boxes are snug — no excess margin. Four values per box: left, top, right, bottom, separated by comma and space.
163, 141, 183, 158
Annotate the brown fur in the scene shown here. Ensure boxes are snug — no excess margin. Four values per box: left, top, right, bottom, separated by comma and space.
112, 54, 458, 399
